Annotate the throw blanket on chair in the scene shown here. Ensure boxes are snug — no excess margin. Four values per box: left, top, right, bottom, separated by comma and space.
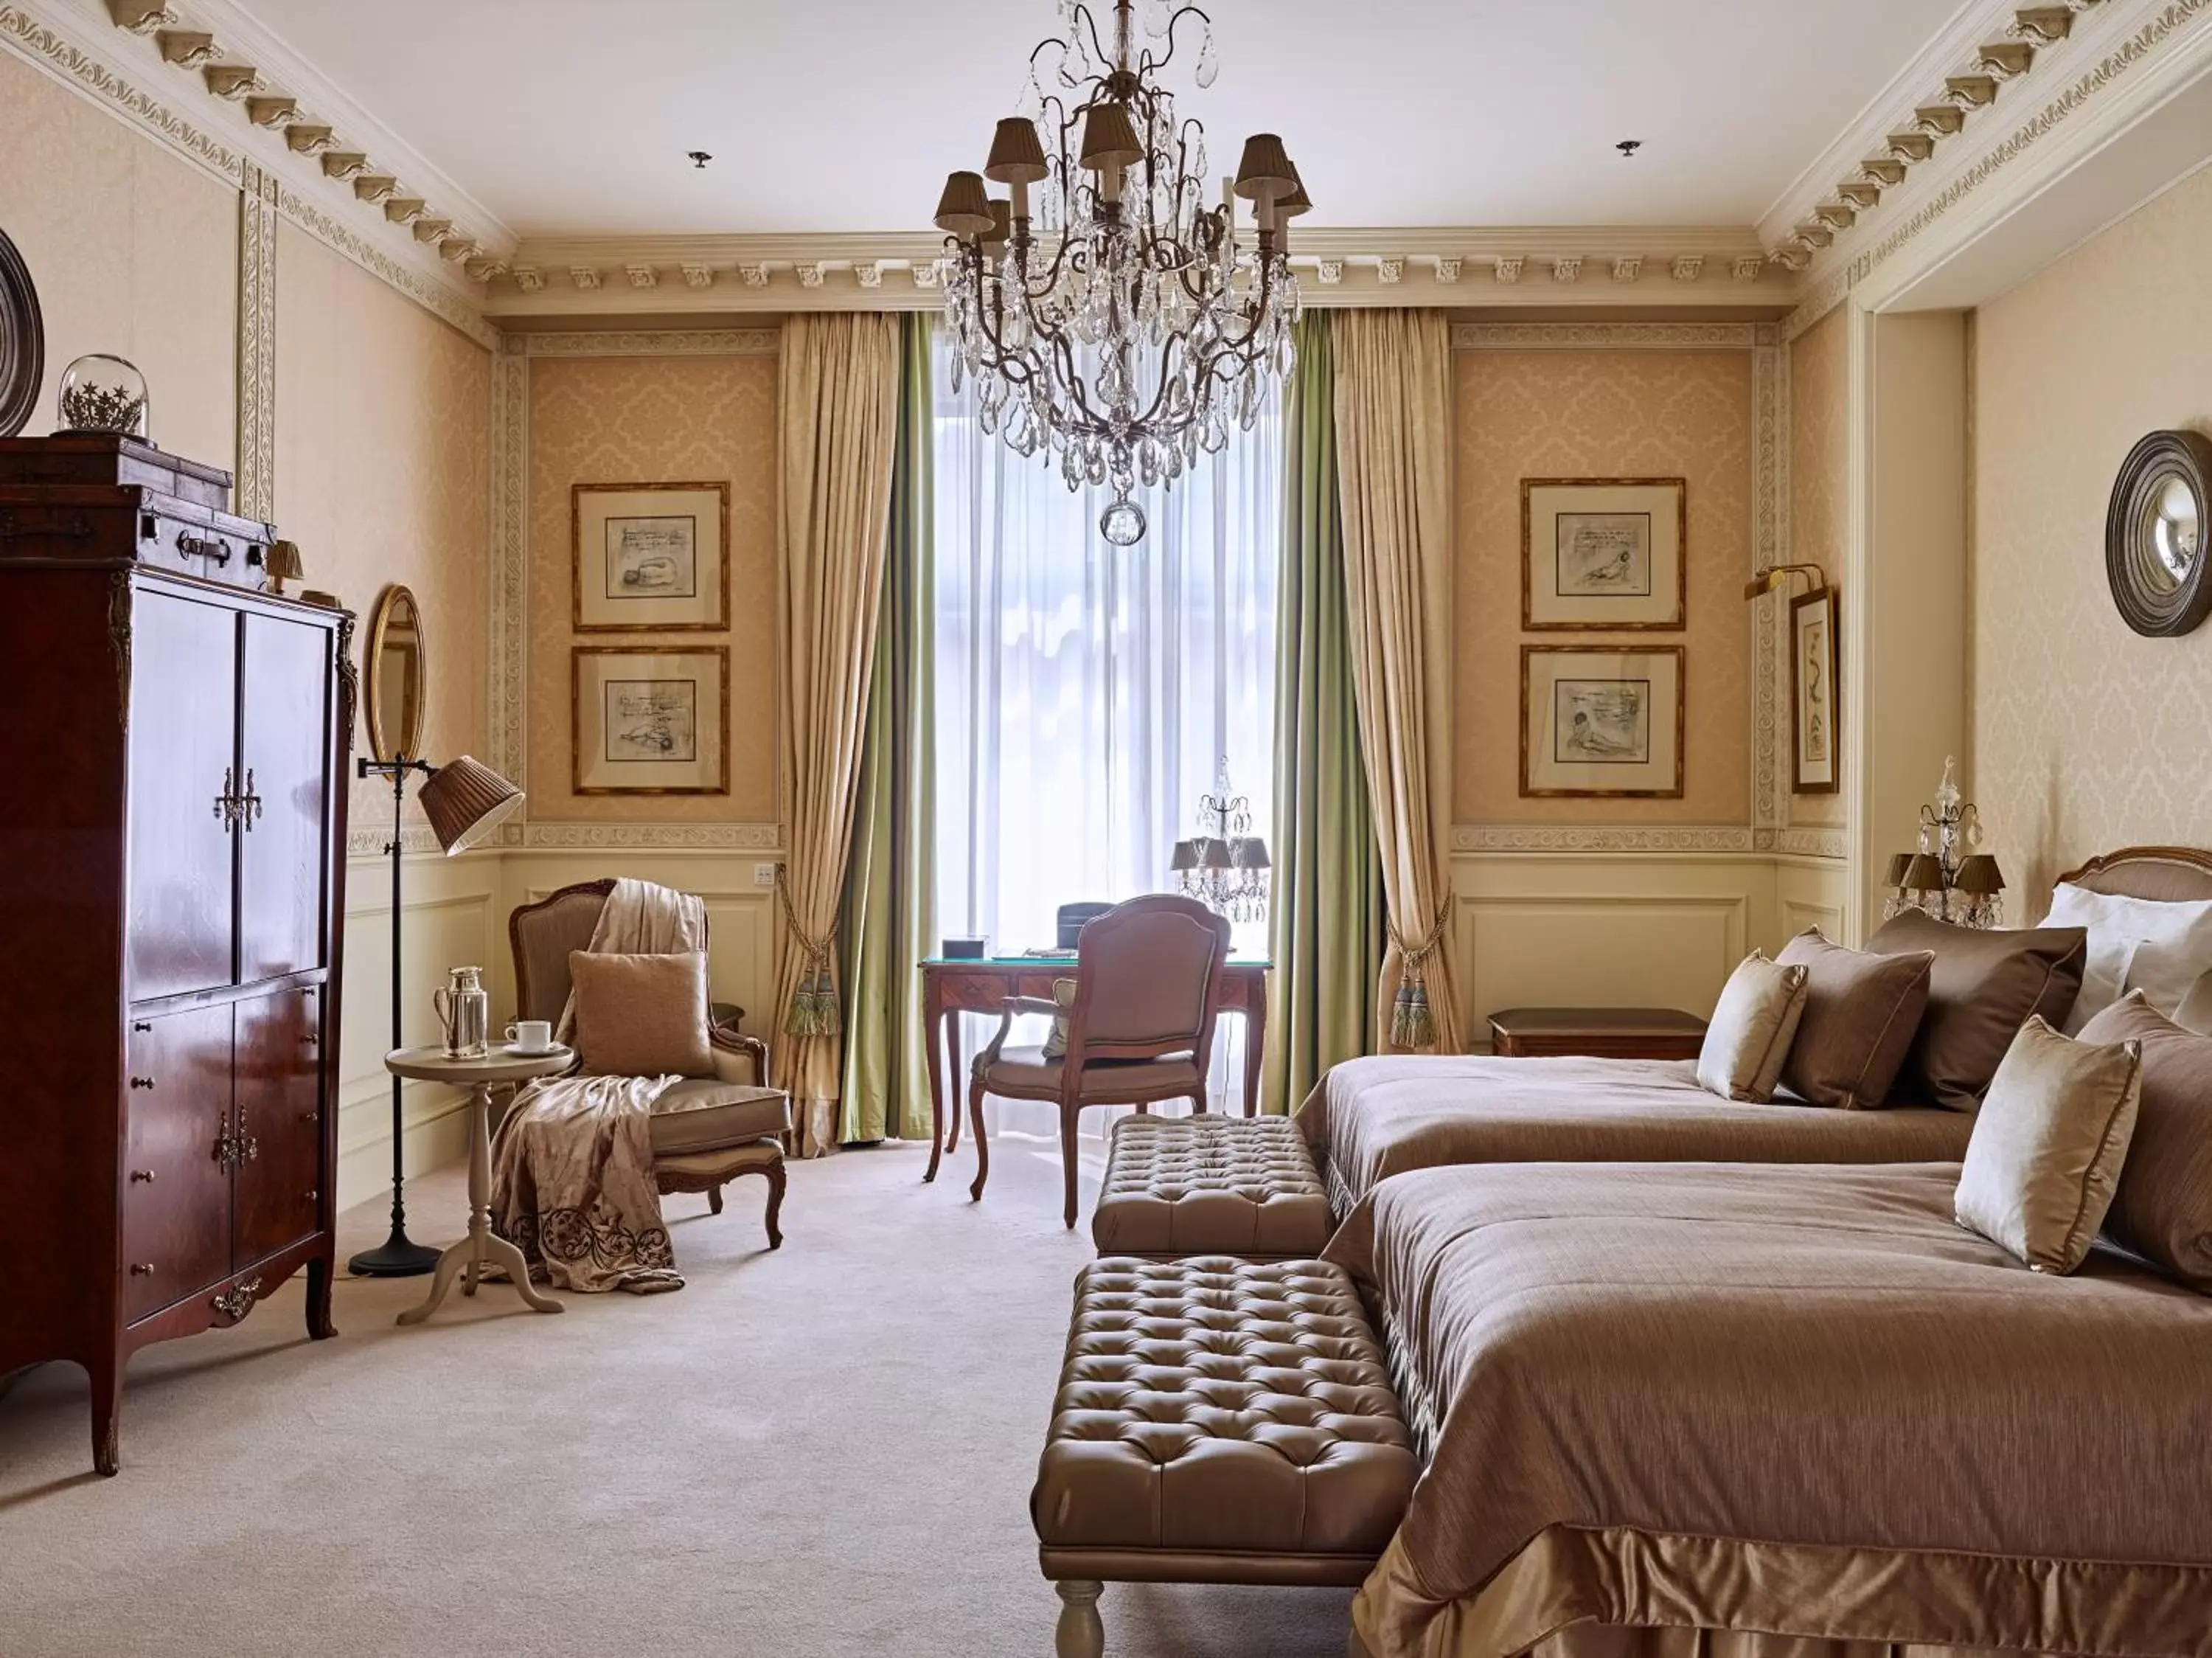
488, 878, 700, 1294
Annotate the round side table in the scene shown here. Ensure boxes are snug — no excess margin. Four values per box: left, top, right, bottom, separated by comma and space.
383, 1044, 576, 1326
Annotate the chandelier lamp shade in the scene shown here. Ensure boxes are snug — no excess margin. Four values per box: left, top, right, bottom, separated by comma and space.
933, 0, 1307, 546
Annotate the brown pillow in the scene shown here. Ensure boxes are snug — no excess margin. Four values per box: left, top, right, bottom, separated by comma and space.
1775, 929, 1933, 1109
2077, 991, 2212, 1291
568, 950, 714, 1078
1955, 1016, 2142, 1273
1695, 952, 1809, 1103
1866, 911, 2087, 1111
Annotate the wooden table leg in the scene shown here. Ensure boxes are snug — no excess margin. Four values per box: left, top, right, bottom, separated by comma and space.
946, 1014, 964, 1153
1242, 993, 1266, 1118
923, 982, 949, 1183
399, 1084, 563, 1325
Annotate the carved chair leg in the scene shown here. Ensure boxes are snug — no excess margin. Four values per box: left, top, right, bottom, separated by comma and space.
1060, 1106, 1082, 1230
760, 1159, 786, 1249
708, 1184, 724, 1215
1054, 1580, 1105, 1658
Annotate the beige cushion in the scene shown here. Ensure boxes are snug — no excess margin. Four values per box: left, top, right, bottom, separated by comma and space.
647, 1079, 792, 1156
1955, 1016, 2143, 1274
2076, 991, 2212, 1291
1867, 911, 2087, 1111
569, 950, 715, 1078
1040, 977, 1079, 1060
1775, 930, 1933, 1109
1093, 1114, 1332, 1259
1695, 952, 1809, 1103
979, 1044, 1199, 1101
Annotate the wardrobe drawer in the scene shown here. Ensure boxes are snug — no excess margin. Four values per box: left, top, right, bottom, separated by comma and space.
121, 1005, 234, 1324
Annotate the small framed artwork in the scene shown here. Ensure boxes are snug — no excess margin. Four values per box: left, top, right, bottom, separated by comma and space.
571, 645, 729, 796
1520, 644, 1686, 798
1790, 587, 1840, 794
572, 481, 730, 633
1522, 478, 1686, 631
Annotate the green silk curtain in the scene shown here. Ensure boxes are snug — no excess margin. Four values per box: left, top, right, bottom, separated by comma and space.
1263, 311, 1384, 1114
837, 314, 936, 1143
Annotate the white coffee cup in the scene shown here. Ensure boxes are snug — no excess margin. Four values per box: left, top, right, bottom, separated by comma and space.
506, 1019, 555, 1054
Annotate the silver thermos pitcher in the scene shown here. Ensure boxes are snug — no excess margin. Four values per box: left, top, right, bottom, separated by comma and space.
433, 965, 491, 1058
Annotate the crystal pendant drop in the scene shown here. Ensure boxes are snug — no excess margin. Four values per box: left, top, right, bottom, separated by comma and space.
1101, 496, 1147, 546
1194, 27, 1219, 88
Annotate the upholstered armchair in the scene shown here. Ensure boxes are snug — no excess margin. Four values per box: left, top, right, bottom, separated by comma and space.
509, 878, 787, 1247
970, 894, 1233, 1228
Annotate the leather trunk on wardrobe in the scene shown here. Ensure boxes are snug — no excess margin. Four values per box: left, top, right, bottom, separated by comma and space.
0, 434, 353, 1476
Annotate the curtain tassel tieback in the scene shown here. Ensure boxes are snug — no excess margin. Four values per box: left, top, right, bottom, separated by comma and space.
776, 869, 842, 1038
1386, 898, 1451, 1052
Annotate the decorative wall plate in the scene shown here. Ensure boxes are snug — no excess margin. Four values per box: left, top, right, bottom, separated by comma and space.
2107, 429, 2212, 637
0, 224, 42, 439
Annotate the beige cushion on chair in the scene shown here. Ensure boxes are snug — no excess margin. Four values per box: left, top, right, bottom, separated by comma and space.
978, 1044, 1200, 1100
647, 1079, 793, 1156
570, 950, 715, 1077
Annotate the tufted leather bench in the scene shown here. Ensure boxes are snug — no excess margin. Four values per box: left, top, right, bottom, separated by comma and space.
1032, 1257, 1419, 1657
1091, 1113, 1335, 1260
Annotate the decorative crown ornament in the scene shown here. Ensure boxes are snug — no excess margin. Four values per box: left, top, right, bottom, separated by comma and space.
933, 0, 1306, 545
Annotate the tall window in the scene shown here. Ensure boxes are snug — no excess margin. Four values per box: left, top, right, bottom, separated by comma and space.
931, 325, 1281, 1116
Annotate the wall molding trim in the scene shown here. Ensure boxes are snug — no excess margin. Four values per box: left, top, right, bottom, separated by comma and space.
1452, 322, 1777, 351
517, 823, 786, 851
234, 156, 278, 516
1454, 824, 1759, 854
518, 329, 781, 358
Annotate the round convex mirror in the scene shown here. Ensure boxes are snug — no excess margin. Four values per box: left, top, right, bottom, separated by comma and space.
2107, 430, 2212, 637
364, 584, 428, 763
0, 223, 41, 439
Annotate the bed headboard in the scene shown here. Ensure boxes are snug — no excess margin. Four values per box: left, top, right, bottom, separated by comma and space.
2055, 846, 2212, 903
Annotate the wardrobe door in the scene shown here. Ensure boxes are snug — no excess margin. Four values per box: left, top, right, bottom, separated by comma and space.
127, 589, 238, 1000
121, 1004, 234, 1324
237, 611, 332, 983
231, 985, 323, 1266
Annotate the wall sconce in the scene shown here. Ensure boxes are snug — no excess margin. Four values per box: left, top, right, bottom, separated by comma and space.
1743, 561, 1832, 601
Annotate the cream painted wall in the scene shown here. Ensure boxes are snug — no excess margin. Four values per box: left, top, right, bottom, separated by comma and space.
1453, 347, 1753, 825
1787, 307, 1848, 832
0, 46, 237, 468
1974, 162, 2212, 907
524, 353, 780, 824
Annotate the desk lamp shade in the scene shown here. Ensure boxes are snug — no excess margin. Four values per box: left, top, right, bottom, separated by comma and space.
419, 755, 522, 854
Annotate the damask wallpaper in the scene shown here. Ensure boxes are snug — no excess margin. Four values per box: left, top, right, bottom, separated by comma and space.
0, 47, 237, 471
275, 223, 493, 835
1974, 162, 2212, 906
1454, 348, 1753, 824
526, 353, 780, 823
1788, 306, 1848, 830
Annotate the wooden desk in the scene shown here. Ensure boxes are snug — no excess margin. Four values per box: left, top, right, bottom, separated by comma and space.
1486, 1006, 1707, 1061
919, 956, 1271, 1187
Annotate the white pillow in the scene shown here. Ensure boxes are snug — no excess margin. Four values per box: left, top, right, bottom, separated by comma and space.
2043, 883, 2212, 1033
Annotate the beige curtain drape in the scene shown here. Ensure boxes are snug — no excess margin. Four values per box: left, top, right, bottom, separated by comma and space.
776, 312, 901, 1155
1332, 310, 1464, 1054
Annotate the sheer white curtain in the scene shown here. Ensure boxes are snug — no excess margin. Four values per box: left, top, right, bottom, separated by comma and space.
932, 324, 1281, 1131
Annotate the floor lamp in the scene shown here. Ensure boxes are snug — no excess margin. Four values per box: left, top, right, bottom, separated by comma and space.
347, 754, 524, 1277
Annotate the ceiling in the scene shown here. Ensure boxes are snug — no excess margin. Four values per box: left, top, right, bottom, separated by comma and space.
235, 0, 1977, 239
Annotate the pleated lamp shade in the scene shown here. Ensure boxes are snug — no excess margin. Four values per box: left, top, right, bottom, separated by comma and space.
419, 755, 523, 855
1234, 133, 1296, 201
1882, 853, 1914, 889
1902, 853, 1947, 895
1079, 103, 1142, 172
1278, 163, 1312, 218
1953, 853, 2007, 895
986, 116, 1049, 184
933, 170, 994, 237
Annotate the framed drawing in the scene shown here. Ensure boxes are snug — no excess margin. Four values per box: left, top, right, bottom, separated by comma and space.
1520, 644, 1685, 798
571, 645, 729, 795
572, 481, 730, 633
1790, 587, 1840, 794
1521, 478, 1686, 631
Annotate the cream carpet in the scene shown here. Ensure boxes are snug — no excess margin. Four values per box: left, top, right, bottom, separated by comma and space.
0, 1131, 1352, 1657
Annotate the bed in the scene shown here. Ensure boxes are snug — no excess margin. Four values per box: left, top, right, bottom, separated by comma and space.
1301, 847, 2212, 1215
1326, 1159, 2212, 1658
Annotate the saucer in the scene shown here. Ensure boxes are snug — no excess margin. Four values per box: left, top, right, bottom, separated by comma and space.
502, 1041, 566, 1058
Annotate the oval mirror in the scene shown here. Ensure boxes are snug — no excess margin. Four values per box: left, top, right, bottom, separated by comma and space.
2107, 429, 2212, 637
0, 223, 42, 439
365, 584, 428, 763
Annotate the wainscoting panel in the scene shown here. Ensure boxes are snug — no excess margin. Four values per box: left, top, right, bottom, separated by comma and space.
336, 848, 503, 1212
1775, 855, 1854, 947
1451, 851, 1779, 1048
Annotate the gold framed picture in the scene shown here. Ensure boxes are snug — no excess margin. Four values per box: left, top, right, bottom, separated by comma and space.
571, 645, 728, 796
1791, 587, 1840, 794
1520, 644, 1685, 798
572, 481, 730, 633
1521, 477, 1686, 631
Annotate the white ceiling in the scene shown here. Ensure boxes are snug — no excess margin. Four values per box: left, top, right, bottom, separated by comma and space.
235, 0, 1976, 238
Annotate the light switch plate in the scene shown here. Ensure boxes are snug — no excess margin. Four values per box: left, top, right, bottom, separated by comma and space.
754, 861, 778, 888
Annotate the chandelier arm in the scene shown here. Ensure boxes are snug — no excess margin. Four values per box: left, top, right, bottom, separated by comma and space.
1141, 4, 1214, 76
1070, 3, 1117, 81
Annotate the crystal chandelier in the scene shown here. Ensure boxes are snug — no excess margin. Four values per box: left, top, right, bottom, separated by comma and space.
1171, 761, 1270, 923
933, 0, 1308, 547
